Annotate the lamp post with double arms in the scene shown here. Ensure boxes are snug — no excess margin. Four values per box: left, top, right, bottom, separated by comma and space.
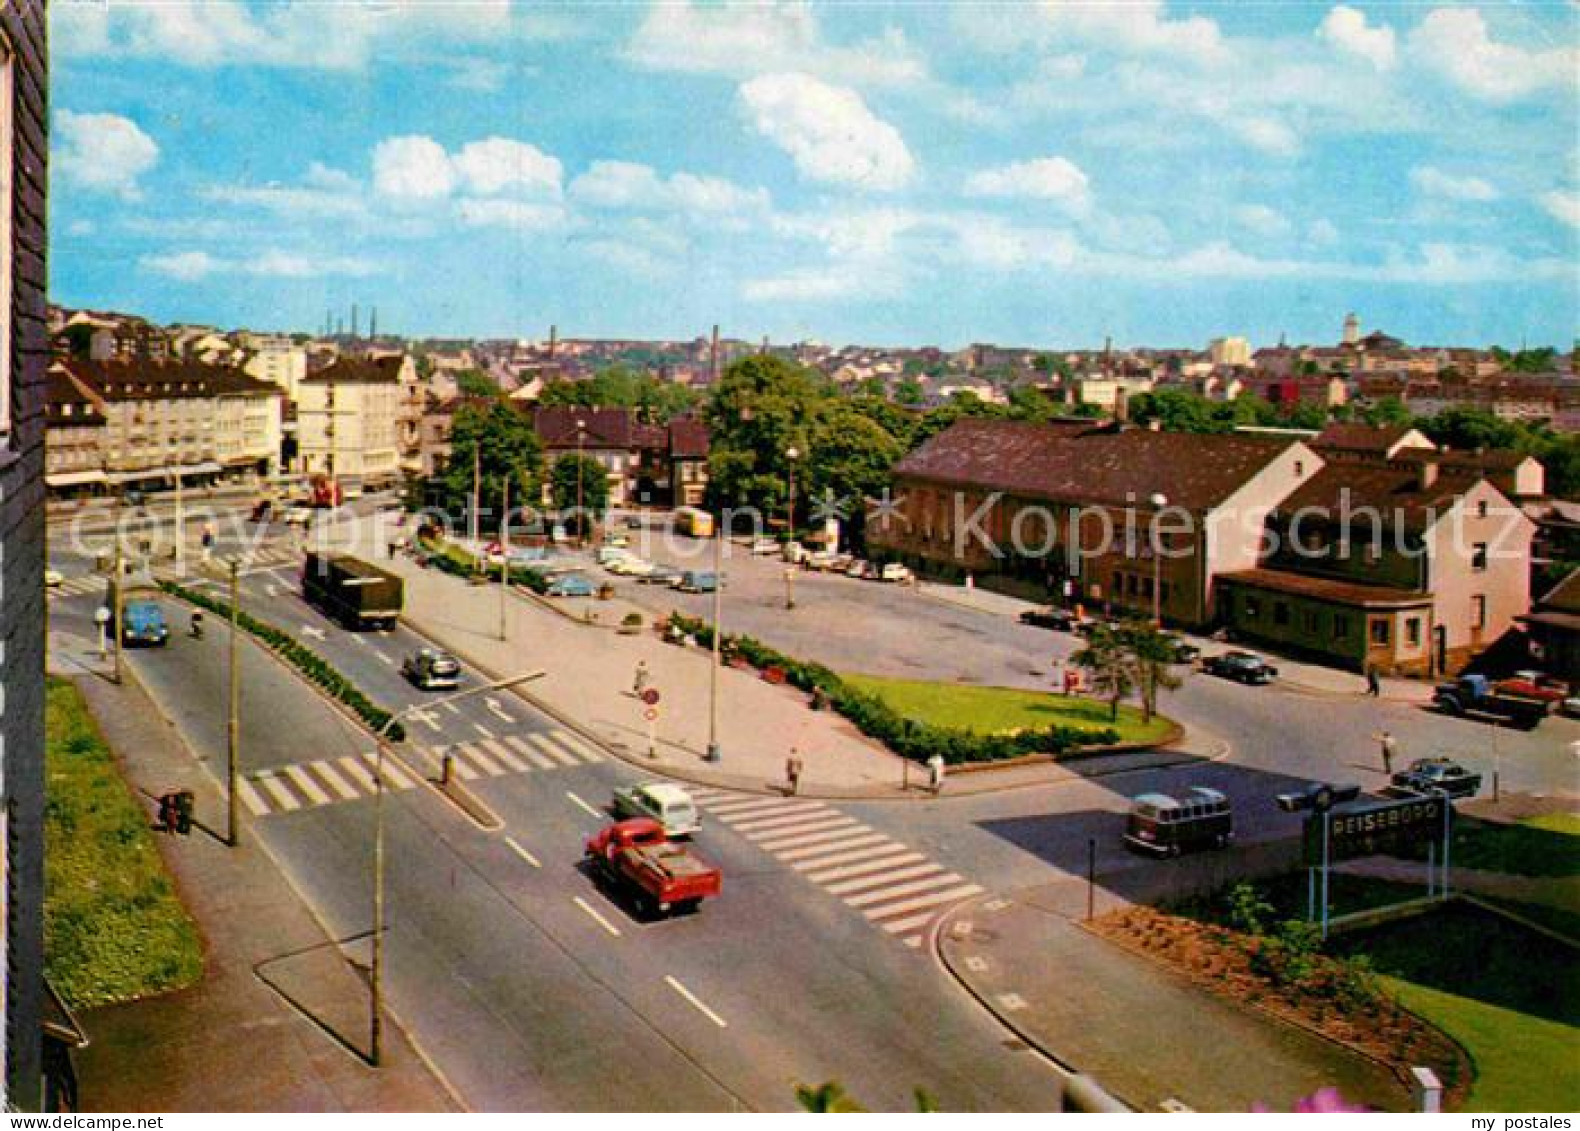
1149, 491, 1168, 627
784, 445, 799, 610
575, 418, 587, 547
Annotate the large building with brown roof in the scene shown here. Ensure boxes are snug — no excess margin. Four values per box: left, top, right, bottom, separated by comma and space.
871, 418, 1317, 627
530, 407, 709, 508
1522, 569, 1580, 682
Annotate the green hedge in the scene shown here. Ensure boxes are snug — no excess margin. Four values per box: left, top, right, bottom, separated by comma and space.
159, 580, 407, 742
667, 613, 1116, 765
417, 534, 550, 594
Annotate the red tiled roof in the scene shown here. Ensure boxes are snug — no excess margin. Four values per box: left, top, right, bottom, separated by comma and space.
58, 357, 280, 401
1276, 463, 1484, 533
893, 418, 1300, 512
1218, 568, 1430, 608
302, 355, 406, 385
1538, 567, 1580, 615
1312, 422, 1419, 453
668, 417, 710, 458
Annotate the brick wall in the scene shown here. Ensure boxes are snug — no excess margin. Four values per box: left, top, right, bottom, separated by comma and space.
0, 0, 47, 1110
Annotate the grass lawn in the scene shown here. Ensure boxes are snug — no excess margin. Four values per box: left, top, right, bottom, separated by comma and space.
841, 673, 1175, 746
45, 678, 204, 1009
1396, 813, 1580, 878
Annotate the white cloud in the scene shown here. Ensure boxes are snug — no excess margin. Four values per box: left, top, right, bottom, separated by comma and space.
140, 250, 220, 281
55, 111, 159, 199
1228, 116, 1302, 158
373, 135, 457, 200
1030, 0, 1226, 62
453, 138, 563, 198
963, 157, 1090, 213
744, 268, 870, 303
201, 162, 367, 219
738, 73, 914, 191
455, 199, 568, 230
1307, 219, 1341, 246
1540, 189, 1580, 228
1409, 8, 1578, 103
1317, 6, 1396, 70
1410, 166, 1500, 203
570, 161, 769, 218
1235, 204, 1293, 239
625, 1, 926, 88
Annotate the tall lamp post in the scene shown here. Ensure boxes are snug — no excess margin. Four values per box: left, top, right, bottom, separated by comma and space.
575, 418, 587, 547
1149, 491, 1168, 627
705, 520, 723, 763
784, 445, 799, 610
368, 670, 543, 1066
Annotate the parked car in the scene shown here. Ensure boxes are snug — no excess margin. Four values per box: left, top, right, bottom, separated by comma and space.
611, 782, 701, 837
1202, 651, 1278, 684
750, 538, 779, 555
640, 565, 686, 586
282, 505, 314, 528
609, 557, 656, 578
880, 563, 914, 583
804, 550, 840, 571
1433, 674, 1547, 729
603, 532, 630, 549
1565, 696, 1580, 721
596, 546, 631, 566
1019, 608, 1076, 632
677, 570, 719, 594
44, 568, 63, 588
506, 547, 547, 567
1390, 757, 1481, 799
845, 559, 876, 580
782, 541, 809, 565
1123, 787, 1233, 856
1163, 635, 1201, 664
402, 648, 462, 691
546, 573, 596, 598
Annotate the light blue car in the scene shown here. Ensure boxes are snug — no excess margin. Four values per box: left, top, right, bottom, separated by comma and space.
546, 573, 596, 598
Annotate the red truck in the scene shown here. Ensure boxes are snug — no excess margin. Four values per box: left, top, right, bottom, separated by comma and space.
585, 819, 721, 916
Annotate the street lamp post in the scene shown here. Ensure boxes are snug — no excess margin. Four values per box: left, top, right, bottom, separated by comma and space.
227, 558, 241, 848
575, 419, 587, 548
368, 670, 544, 1067
1149, 491, 1168, 627
784, 446, 799, 611
705, 522, 723, 763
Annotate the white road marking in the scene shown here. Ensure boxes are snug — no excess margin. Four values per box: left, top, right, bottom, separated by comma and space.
406, 708, 443, 734
485, 697, 515, 724
664, 976, 728, 1029
706, 797, 809, 819
573, 896, 622, 938
377, 757, 418, 790
844, 873, 965, 908
459, 742, 503, 776
444, 702, 462, 716
311, 759, 362, 802
882, 912, 941, 937
478, 737, 527, 772
505, 836, 541, 869
376, 653, 394, 666
751, 819, 864, 852
865, 885, 985, 923
566, 791, 603, 820
825, 863, 944, 897
804, 850, 926, 885
530, 732, 582, 768
550, 730, 605, 763
728, 806, 833, 834
338, 755, 373, 789
775, 832, 892, 863
282, 763, 331, 806
237, 778, 270, 817
505, 734, 556, 770
472, 722, 496, 740
300, 625, 326, 641
255, 773, 301, 812
793, 843, 909, 873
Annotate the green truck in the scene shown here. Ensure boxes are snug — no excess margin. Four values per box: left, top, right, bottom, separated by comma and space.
301, 551, 403, 631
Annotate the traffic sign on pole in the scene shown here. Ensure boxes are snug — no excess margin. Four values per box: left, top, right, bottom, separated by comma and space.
641, 688, 661, 706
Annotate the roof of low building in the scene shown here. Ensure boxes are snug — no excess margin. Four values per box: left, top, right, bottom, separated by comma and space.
532, 406, 666, 450
1538, 567, 1580, 615
56, 357, 281, 401
1275, 462, 1487, 533
301, 355, 407, 385
668, 416, 710, 458
1311, 422, 1423, 454
892, 417, 1300, 512
1217, 568, 1431, 608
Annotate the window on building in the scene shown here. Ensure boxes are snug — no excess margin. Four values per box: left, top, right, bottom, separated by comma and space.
1471, 542, 1487, 571
1304, 610, 1319, 633
1370, 618, 1390, 646
1244, 596, 1260, 619
1334, 615, 1349, 639
1406, 618, 1421, 647
1273, 602, 1290, 627
1471, 595, 1486, 630
1477, 500, 1488, 519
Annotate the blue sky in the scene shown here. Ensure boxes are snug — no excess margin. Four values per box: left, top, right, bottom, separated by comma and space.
52, 1, 1579, 350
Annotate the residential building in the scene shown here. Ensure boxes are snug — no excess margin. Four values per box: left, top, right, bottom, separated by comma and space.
43, 366, 106, 494
1311, 422, 1435, 463
1208, 336, 1251, 368
668, 417, 711, 507
1, 2, 51, 1106
1521, 569, 1580, 682
530, 407, 709, 508
296, 356, 403, 486
871, 418, 1317, 627
240, 333, 308, 400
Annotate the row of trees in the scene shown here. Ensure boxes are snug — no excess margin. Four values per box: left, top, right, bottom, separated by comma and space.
1069, 620, 1182, 725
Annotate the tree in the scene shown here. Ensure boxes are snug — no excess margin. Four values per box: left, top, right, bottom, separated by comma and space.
436, 402, 543, 522
705, 355, 827, 517
538, 365, 700, 422
895, 376, 925, 407
1071, 623, 1135, 722
795, 1082, 865, 1113
807, 403, 905, 543
454, 369, 501, 400
1361, 397, 1412, 428
549, 453, 610, 531
1006, 383, 1057, 422
1117, 621, 1183, 724
1129, 388, 1228, 434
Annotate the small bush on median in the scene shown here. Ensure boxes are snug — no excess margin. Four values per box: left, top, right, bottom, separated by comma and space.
667, 612, 1116, 765
158, 580, 406, 742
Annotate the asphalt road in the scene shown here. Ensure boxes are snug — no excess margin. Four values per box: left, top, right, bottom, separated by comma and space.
49, 556, 1070, 1112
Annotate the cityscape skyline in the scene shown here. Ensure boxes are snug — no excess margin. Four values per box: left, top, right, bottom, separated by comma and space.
53, 2, 1579, 348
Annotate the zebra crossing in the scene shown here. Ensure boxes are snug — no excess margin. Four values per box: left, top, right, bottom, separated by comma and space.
684, 786, 983, 949
47, 575, 105, 600
240, 727, 606, 817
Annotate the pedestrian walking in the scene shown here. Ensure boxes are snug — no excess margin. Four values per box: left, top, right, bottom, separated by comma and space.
1365, 665, 1381, 697
632, 659, 650, 696
786, 749, 804, 795
927, 752, 946, 795
1376, 730, 1397, 774
200, 523, 215, 562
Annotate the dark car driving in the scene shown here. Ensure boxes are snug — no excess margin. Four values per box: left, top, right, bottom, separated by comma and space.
1391, 757, 1481, 799
1202, 650, 1278, 684
1019, 608, 1076, 632
401, 648, 462, 691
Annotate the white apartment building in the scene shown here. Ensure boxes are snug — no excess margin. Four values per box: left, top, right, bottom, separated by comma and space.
296, 356, 403, 485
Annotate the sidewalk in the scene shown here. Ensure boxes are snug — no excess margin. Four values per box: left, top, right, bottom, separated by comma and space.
61, 667, 456, 1112
370, 539, 1216, 799
937, 885, 1409, 1113
915, 578, 1434, 706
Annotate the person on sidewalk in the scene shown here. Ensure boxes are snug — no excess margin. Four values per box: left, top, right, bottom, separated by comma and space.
1375, 730, 1397, 774
1365, 665, 1381, 697
785, 749, 804, 795
927, 752, 946, 795
632, 659, 650, 697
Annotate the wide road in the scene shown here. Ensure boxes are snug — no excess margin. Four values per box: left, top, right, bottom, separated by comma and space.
48, 557, 1069, 1112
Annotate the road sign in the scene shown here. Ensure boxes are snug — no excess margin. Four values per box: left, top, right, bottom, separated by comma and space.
1304, 795, 1449, 866
643, 707, 659, 722
641, 688, 660, 706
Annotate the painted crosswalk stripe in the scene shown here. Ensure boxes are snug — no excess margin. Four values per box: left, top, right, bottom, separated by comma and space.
825, 863, 944, 897
311, 759, 362, 802
529, 732, 580, 768
805, 850, 926, 885
864, 885, 984, 923
707, 797, 809, 820
878, 912, 940, 938
776, 832, 892, 863
338, 755, 374, 790
844, 873, 965, 909
728, 806, 832, 834
457, 742, 504, 776
237, 778, 270, 817
751, 819, 863, 852
283, 763, 332, 806
478, 737, 527, 772
792, 842, 904, 872
255, 773, 301, 812
550, 730, 605, 762
442, 746, 481, 780
504, 734, 556, 770
378, 757, 418, 790
539, 731, 589, 766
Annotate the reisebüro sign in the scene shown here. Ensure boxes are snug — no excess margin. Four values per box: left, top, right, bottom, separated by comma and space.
1304, 795, 1449, 865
